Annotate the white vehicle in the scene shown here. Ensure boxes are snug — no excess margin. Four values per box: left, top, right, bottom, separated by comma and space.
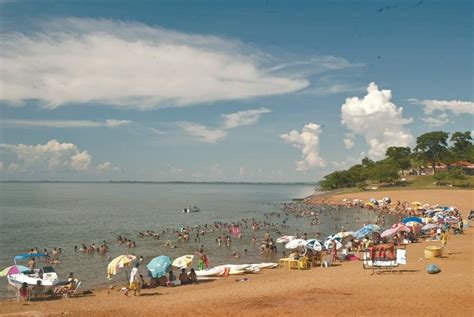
7, 254, 59, 290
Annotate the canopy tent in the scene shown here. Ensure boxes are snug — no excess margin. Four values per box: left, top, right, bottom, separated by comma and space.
147, 256, 172, 278
107, 255, 136, 279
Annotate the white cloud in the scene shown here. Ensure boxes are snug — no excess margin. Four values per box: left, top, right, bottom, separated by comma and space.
178, 122, 227, 143
343, 138, 355, 149
409, 98, 474, 115
97, 161, 120, 173
301, 83, 364, 96
0, 18, 308, 109
0, 139, 92, 172
0, 118, 131, 128
221, 107, 271, 129
341, 82, 413, 159
210, 164, 223, 177
421, 113, 450, 127
281, 123, 325, 172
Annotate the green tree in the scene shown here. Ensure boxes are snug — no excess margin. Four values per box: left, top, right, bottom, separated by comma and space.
450, 131, 473, 161
448, 167, 466, 186
414, 131, 449, 174
385, 146, 412, 174
369, 161, 400, 183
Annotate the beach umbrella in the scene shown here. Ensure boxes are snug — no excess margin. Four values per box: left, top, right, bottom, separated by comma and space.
402, 217, 423, 224
421, 223, 438, 231
383, 197, 391, 203
0, 265, 29, 277
147, 256, 172, 278
305, 239, 324, 251
285, 239, 307, 249
412, 201, 422, 206
172, 255, 194, 269
369, 198, 378, 205
334, 231, 355, 239
381, 224, 411, 238
355, 224, 380, 239
276, 235, 295, 243
323, 238, 342, 250
107, 255, 136, 279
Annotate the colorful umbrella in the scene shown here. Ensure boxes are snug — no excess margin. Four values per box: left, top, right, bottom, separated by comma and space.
0, 265, 29, 277
172, 255, 194, 269
381, 224, 411, 238
323, 238, 342, 250
147, 256, 172, 278
402, 217, 423, 224
355, 224, 380, 239
107, 255, 136, 279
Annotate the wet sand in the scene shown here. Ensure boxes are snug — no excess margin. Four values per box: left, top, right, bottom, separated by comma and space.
1, 189, 472, 316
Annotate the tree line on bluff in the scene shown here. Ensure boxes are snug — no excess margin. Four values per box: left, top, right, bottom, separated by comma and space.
319, 131, 474, 190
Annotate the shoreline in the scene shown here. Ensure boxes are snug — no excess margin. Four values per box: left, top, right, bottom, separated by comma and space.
1, 189, 472, 316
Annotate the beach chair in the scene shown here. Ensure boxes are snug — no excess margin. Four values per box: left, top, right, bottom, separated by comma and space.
297, 256, 310, 270
63, 280, 81, 298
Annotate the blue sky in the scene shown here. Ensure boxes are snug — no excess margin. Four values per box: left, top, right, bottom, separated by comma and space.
0, 0, 472, 182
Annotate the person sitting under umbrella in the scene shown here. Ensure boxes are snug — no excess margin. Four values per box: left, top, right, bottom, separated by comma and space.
179, 268, 190, 285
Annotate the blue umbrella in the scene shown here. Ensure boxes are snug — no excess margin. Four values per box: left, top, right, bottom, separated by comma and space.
146, 256, 172, 278
402, 217, 423, 224
355, 224, 380, 239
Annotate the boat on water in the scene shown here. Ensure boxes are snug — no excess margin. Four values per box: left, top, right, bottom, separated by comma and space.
7, 254, 60, 290
182, 206, 200, 213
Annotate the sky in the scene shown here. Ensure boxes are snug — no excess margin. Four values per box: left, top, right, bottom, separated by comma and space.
0, 0, 472, 182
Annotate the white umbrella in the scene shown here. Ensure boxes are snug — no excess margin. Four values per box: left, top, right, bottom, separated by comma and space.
285, 239, 307, 249
276, 235, 296, 243
323, 238, 342, 250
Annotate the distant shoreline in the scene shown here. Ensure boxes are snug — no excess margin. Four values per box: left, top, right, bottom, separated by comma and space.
0, 181, 318, 186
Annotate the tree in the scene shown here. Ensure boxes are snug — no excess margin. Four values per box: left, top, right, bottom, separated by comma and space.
448, 167, 466, 186
385, 146, 412, 174
414, 131, 449, 174
450, 131, 473, 161
369, 162, 400, 183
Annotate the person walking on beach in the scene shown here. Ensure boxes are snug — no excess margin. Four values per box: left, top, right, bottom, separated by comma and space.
125, 263, 141, 296
441, 230, 450, 255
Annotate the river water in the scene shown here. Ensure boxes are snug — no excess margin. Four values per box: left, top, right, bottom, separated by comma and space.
0, 182, 388, 298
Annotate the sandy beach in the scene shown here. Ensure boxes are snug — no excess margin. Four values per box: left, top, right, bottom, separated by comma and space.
1, 189, 472, 317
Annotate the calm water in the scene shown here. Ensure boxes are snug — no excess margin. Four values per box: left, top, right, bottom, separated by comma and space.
0, 182, 384, 298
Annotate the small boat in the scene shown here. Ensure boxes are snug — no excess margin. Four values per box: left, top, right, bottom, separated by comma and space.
182, 206, 200, 213
7, 254, 60, 290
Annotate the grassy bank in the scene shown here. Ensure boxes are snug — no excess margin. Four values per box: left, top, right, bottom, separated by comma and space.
331, 175, 474, 195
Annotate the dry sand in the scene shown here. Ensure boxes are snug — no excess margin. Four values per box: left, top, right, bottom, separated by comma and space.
1, 189, 473, 317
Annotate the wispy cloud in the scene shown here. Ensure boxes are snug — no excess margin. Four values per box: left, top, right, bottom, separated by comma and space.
409, 98, 474, 115
0, 118, 131, 128
221, 107, 271, 129
177, 122, 227, 143
0, 18, 309, 109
